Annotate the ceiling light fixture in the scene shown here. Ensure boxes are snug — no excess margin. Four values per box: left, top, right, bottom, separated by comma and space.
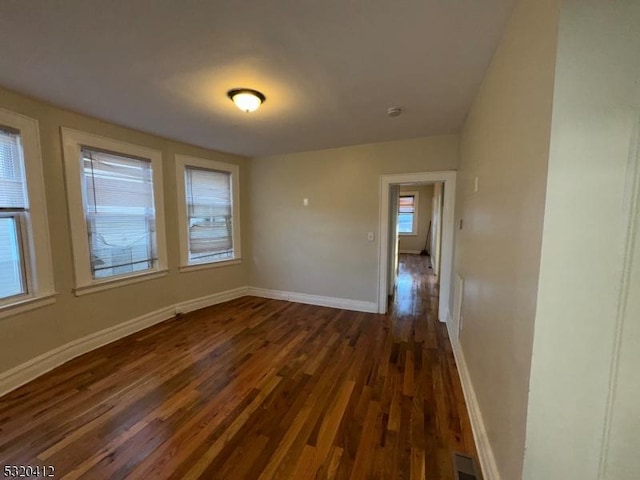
227, 88, 266, 113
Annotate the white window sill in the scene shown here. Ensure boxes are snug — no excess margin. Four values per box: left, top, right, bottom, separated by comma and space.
0, 293, 57, 320
399, 233, 418, 236
179, 258, 242, 273
74, 269, 169, 296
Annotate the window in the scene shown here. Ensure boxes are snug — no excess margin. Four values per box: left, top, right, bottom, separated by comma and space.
398, 192, 419, 235
0, 109, 55, 316
61, 129, 167, 294
0, 128, 27, 300
82, 149, 157, 278
176, 155, 240, 270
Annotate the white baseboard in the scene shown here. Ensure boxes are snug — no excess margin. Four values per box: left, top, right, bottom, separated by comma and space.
175, 286, 249, 314
0, 286, 376, 397
0, 306, 172, 398
398, 249, 422, 254
246, 287, 378, 313
438, 305, 450, 324
0, 286, 249, 398
446, 316, 501, 480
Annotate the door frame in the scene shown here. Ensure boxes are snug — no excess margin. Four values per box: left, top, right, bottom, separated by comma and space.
377, 170, 457, 321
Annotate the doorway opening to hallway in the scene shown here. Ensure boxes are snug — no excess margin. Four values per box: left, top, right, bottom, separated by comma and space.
377, 171, 456, 322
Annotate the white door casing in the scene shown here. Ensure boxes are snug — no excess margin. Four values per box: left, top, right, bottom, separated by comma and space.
378, 171, 457, 321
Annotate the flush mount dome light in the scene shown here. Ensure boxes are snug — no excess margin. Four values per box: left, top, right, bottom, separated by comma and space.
227, 88, 266, 112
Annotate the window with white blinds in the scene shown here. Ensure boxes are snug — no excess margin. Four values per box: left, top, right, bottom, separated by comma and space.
176, 155, 240, 269
0, 128, 27, 209
0, 127, 27, 300
62, 128, 167, 294
185, 167, 234, 262
81, 148, 157, 278
0, 109, 54, 315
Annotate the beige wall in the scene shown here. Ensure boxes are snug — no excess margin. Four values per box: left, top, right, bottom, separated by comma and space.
249, 136, 458, 303
523, 1, 640, 479
453, 0, 559, 478
604, 186, 640, 480
398, 184, 433, 253
0, 86, 250, 374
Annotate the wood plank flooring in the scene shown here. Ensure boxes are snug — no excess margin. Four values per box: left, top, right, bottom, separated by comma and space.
0, 255, 477, 479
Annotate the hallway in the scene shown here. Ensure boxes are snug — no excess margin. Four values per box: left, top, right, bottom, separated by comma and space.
389, 253, 479, 476
0, 255, 477, 479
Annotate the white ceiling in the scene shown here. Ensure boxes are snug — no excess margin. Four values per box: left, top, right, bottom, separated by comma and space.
0, 0, 515, 157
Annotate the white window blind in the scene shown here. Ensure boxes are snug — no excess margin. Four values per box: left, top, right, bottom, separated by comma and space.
0, 128, 27, 209
185, 166, 233, 262
82, 148, 157, 279
0, 127, 27, 299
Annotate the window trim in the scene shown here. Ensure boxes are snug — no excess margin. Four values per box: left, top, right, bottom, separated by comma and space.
398, 191, 420, 236
61, 128, 168, 295
0, 108, 55, 317
175, 154, 241, 271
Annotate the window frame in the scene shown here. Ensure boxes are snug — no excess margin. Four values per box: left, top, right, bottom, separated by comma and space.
175, 154, 241, 272
0, 108, 55, 318
398, 191, 420, 236
61, 128, 168, 295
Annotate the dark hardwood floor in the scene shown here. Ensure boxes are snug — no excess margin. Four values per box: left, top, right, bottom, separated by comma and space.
0, 254, 477, 479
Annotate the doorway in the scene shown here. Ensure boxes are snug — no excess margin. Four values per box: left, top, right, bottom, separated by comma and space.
377, 171, 456, 321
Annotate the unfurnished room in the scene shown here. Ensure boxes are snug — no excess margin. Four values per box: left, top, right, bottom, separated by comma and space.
0, 1, 639, 479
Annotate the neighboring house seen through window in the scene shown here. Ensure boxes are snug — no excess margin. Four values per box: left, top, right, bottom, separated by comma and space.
185, 166, 234, 263
82, 148, 158, 279
176, 155, 241, 270
61, 128, 168, 295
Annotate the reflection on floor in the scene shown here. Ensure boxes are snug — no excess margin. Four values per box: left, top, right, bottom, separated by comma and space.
0, 254, 478, 479
393, 254, 436, 316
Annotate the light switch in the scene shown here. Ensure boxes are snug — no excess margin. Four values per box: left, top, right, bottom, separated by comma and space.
367, 232, 375, 241
474, 176, 479, 193
303, 198, 309, 206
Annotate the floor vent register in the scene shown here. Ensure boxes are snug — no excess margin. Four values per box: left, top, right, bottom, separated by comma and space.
452, 452, 482, 480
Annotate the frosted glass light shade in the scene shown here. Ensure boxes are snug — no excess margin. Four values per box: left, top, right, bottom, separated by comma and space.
227, 89, 265, 112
